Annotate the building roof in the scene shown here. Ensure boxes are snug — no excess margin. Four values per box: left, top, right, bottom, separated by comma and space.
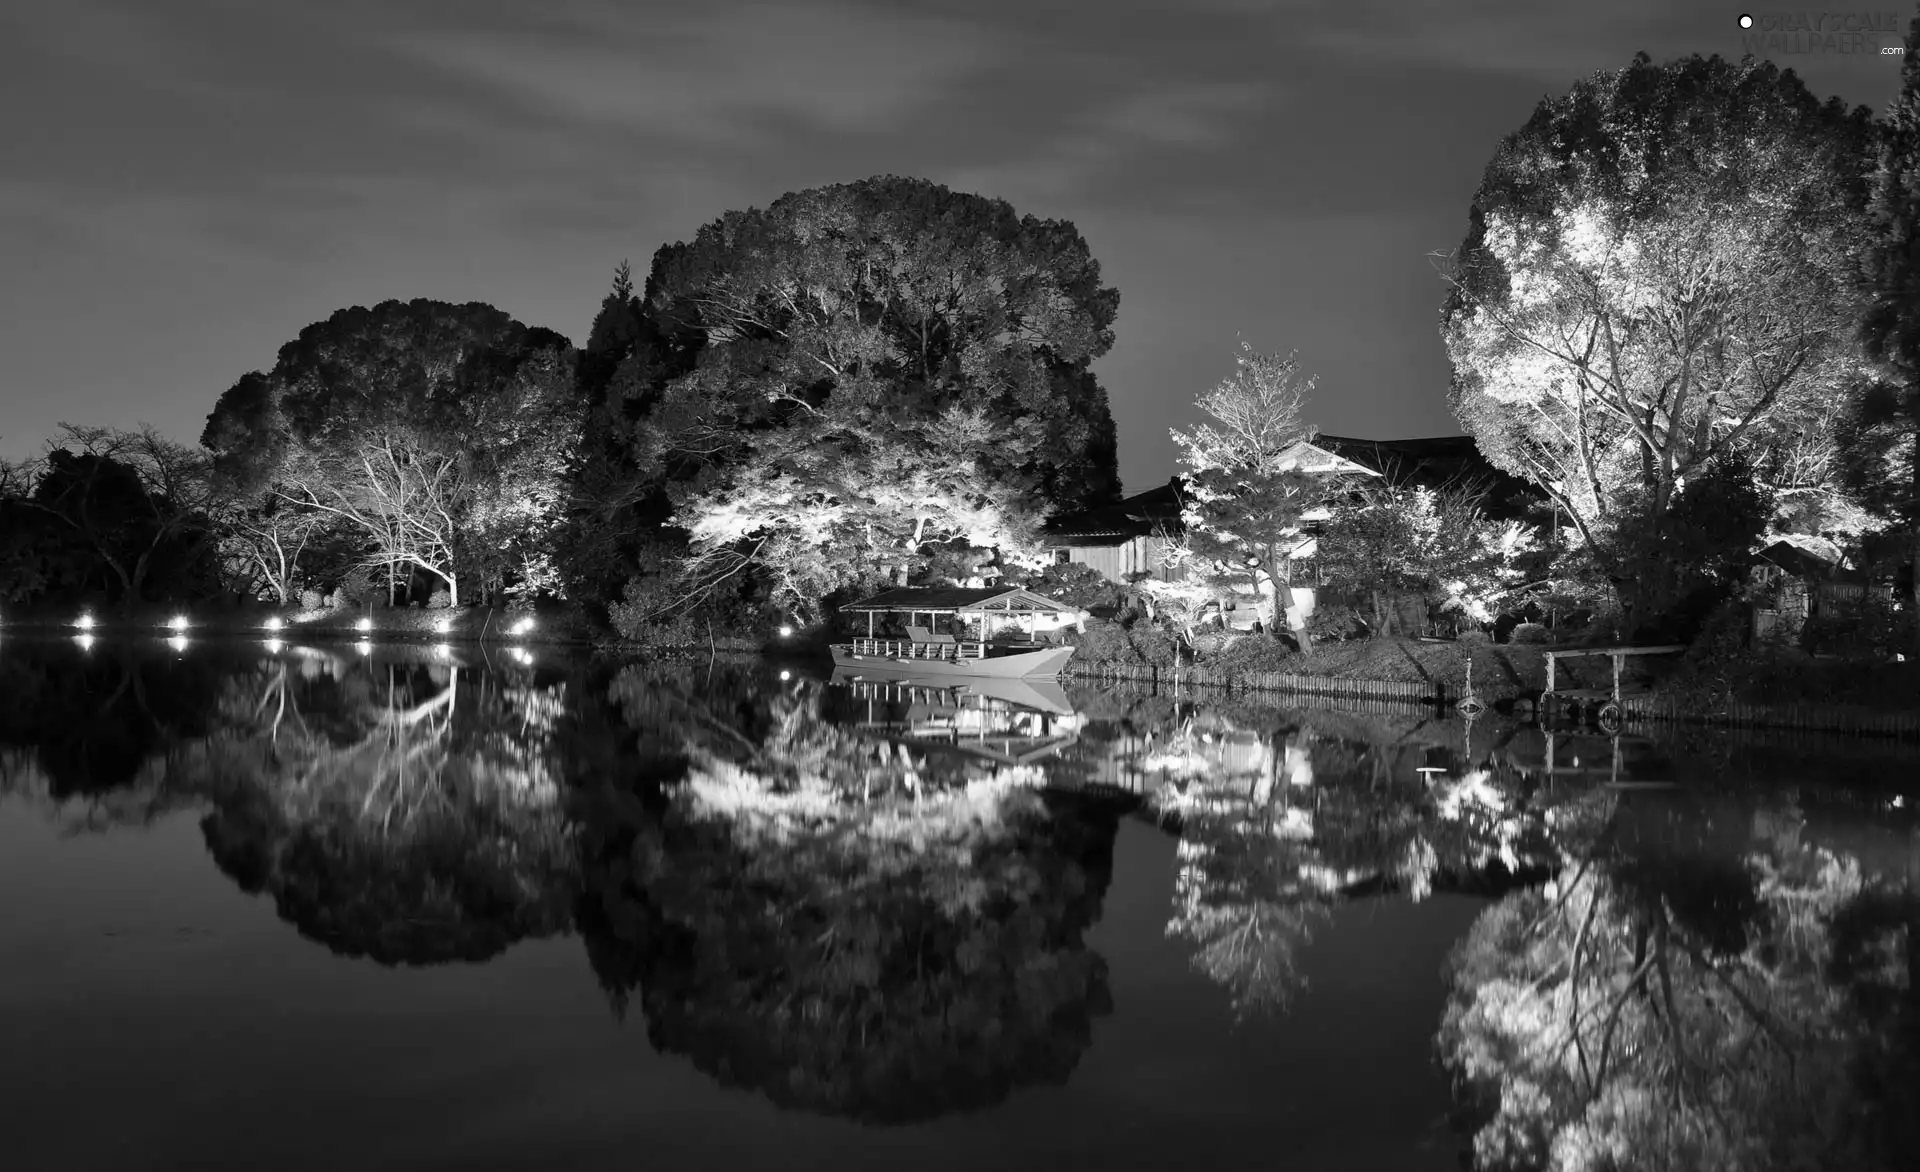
839, 586, 1083, 614
1271, 439, 1383, 477
1314, 434, 1541, 520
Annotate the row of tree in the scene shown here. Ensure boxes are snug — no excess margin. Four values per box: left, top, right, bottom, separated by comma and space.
0, 176, 1124, 622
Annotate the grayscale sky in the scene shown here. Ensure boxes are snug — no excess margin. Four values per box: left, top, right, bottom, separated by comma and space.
0, 0, 1907, 491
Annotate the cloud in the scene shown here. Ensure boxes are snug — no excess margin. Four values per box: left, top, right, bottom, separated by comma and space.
387, 1, 1006, 146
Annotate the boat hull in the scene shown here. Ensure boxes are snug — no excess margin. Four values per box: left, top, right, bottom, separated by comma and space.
829, 644, 1076, 679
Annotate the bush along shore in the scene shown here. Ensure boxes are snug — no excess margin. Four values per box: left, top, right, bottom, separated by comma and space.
1060, 621, 1920, 741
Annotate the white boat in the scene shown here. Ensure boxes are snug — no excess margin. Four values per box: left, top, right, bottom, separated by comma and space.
829, 586, 1085, 679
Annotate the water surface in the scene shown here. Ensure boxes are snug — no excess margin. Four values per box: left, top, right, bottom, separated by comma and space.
1, 636, 1914, 1172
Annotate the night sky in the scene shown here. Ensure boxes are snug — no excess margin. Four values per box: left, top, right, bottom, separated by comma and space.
1, 0, 1907, 492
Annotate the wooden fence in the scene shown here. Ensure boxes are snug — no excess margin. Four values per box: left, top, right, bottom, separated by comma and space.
1065, 660, 1447, 710
1619, 695, 1920, 742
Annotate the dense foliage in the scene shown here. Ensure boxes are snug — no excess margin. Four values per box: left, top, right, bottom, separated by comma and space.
1442, 54, 1877, 631
201, 299, 581, 607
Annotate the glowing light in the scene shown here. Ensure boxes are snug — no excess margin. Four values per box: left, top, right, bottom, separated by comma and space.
433, 617, 453, 634
74, 633, 95, 652
354, 616, 373, 633
777, 625, 794, 638
508, 617, 535, 636
167, 615, 190, 632
356, 641, 373, 657
264, 638, 284, 654
75, 614, 94, 630
264, 616, 284, 632
510, 647, 533, 665
434, 643, 451, 658
779, 669, 791, 681
168, 635, 189, 653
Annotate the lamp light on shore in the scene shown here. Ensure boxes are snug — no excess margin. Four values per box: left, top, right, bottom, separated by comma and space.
508, 617, 535, 637
75, 613, 94, 631
264, 616, 284, 632
778, 624, 794, 638
354, 616, 373, 633
779, 669, 791, 681
434, 617, 454, 634
510, 647, 533, 665
167, 615, 189, 632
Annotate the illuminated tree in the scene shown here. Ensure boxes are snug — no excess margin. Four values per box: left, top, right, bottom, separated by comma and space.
1857, 6, 1920, 644
1170, 344, 1339, 646
1441, 54, 1876, 627
201, 299, 580, 605
674, 406, 1046, 619
1316, 484, 1535, 636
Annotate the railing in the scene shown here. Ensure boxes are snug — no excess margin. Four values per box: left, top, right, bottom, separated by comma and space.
849, 638, 988, 661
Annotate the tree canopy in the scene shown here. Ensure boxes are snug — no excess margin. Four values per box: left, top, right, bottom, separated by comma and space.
1441, 53, 1877, 625
609, 176, 1121, 615
201, 299, 580, 606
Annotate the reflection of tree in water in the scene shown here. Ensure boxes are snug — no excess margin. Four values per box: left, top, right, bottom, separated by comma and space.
1439, 787, 1920, 1172
0, 642, 227, 829
1146, 704, 1560, 1019
576, 667, 1120, 1124
186, 653, 576, 965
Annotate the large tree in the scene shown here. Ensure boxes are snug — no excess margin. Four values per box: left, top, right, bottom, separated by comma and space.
202, 300, 580, 607
622, 176, 1120, 611
1441, 53, 1877, 630
1856, 6, 1920, 646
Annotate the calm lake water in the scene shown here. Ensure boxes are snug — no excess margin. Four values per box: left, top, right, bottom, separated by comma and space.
1, 636, 1915, 1172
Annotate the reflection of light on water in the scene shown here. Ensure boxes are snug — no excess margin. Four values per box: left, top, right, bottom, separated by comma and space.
264, 638, 284, 654
510, 647, 533, 666
356, 641, 372, 657
74, 634, 94, 651
263, 616, 283, 632
168, 635, 189, 653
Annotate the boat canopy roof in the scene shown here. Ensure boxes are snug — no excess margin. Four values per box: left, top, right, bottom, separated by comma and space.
839, 586, 1082, 616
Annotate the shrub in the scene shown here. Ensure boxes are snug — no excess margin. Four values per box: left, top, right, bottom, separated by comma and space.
426, 588, 452, 610
299, 588, 325, 611
1305, 602, 1368, 643
1511, 622, 1551, 644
